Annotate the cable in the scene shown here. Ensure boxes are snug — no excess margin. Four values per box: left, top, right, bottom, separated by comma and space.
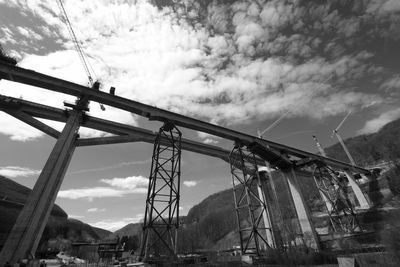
57, 0, 93, 85
57, 0, 105, 110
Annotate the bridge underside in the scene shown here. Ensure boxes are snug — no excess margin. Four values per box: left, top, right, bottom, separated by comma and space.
0, 62, 374, 264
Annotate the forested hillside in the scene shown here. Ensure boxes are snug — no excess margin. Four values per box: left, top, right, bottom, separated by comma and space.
110, 118, 400, 254
325, 118, 400, 166
177, 188, 238, 252
0, 175, 111, 257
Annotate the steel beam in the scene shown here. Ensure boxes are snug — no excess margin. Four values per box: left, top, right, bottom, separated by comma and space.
0, 94, 231, 162
0, 63, 369, 173
77, 135, 143, 146
0, 110, 81, 265
1, 109, 60, 138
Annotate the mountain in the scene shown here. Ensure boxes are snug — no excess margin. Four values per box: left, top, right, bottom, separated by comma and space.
112, 118, 400, 253
178, 188, 238, 252
0, 175, 111, 256
325, 118, 400, 166
108, 223, 143, 240
0, 175, 68, 247
93, 226, 113, 240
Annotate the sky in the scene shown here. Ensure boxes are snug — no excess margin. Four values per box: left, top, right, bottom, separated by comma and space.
1, 0, 400, 232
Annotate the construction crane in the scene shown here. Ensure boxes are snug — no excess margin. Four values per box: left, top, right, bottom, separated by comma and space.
331, 111, 356, 166
256, 110, 293, 249
312, 135, 327, 157
56, 0, 105, 111
257, 110, 291, 139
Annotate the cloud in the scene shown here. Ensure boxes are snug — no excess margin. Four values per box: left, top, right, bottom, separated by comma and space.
368, 0, 400, 14
58, 187, 127, 201
87, 208, 106, 213
183, 180, 197, 187
68, 214, 84, 219
69, 159, 151, 175
203, 138, 219, 144
358, 108, 400, 134
101, 176, 149, 190
0, 166, 41, 178
89, 214, 144, 232
58, 175, 148, 201
197, 132, 221, 144
1, 0, 398, 141
0, 112, 44, 141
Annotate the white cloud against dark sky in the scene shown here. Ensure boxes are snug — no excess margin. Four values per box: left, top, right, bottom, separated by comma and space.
0, 166, 41, 178
1, 0, 400, 231
183, 180, 198, 187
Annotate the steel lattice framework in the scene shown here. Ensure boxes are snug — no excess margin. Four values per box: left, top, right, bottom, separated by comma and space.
313, 164, 361, 233
140, 122, 182, 261
0, 62, 372, 264
229, 142, 275, 255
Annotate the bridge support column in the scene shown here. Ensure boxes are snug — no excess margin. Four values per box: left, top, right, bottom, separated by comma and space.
284, 168, 320, 251
344, 171, 370, 209
0, 110, 81, 265
140, 121, 182, 261
313, 165, 361, 233
229, 143, 275, 255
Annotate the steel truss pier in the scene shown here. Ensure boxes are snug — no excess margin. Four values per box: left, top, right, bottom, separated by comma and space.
313, 164, 362, 233
140, 121, 182, 261
0, 62, 372, 264
229, 142, 275, 255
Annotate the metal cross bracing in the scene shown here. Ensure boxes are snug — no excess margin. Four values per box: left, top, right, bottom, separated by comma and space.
0, 61, 373, 264
0, 62, 371, 174
229, 142, 275, 255
313, 164, 362, 233
140, 121, 182, 261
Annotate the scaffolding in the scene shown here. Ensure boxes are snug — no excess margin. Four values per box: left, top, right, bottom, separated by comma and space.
140, 121, 182, 261
229, 142, 275, 255
313, 164, 361, 233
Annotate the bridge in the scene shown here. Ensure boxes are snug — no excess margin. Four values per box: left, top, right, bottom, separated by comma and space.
0, 61, 373, 264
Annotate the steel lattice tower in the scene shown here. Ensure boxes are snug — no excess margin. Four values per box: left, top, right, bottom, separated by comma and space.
313, 164, 361, 233
140, 121, 182, 261
229, 142, 275, 255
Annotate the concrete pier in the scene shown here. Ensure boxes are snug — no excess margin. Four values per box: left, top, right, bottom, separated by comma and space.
344, 170, 370, 209
284, 168, 320, 250
0, 111, 81, 265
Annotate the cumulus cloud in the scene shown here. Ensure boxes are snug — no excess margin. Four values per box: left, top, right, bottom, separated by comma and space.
358, 108, 400, 134
68, 214, 84, 219
58, 175, 149, 201
87, 208, 106, 213
0, 0, 398, 140
101, 176, 149, 190
89, 214, 144, 232
197, 131, 221, 144
367, 0, 400, 14
0, 112, 44, 141
183, 180, 197, 187
58, 187, 127, 201
0, 166, 41, 178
